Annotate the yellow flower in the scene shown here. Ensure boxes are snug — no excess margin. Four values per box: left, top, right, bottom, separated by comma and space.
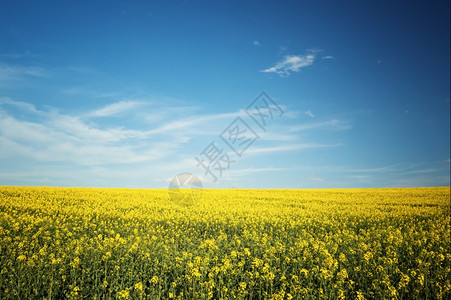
118, 289, 129, 299
72, 286, 80, 297
339, 253, 346, 263
102, 251, 112, 261
71, 257, 80, 268
363, 251, 373, 261
300, 268, 308, 278
417, 274, 424, 286
134, 282, 143, 292
398, 274, 410, 289
356, 290, 365, 300
150, 276, 158, 284
17, 255, 26, 261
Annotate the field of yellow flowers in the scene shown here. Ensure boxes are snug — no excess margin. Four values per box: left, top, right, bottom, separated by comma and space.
0, 186, 449, 299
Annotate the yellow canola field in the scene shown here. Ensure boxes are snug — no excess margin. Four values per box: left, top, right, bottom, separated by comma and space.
0, 187, 449, 299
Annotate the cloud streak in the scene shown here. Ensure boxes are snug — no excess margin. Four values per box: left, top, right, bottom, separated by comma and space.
87, 100, 147, 117
261, 54, 315, 77
245, 143, 343, 155
0, 63, 49, 82
305, 110, 315, 118
289, 119, 352, 132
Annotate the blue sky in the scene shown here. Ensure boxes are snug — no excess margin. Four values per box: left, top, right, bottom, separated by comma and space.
0, 0, 449, 188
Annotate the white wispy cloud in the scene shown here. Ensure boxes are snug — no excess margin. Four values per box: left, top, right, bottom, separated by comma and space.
258, 131, 297, 142
245, 143, 343, 155
0, 63, 48, 82
305, 110, 315, 118
207, 167, 295, 186
226, 167, 287, 177
322, 56, 334, 60
340, 162, 450, 187
399, 168, 440, 175
340, 163, 448, 178
87, 100, 147, 117
147, 111, 239, 135
0, 97, 43, 115
253, 40, 261, 46
289, 119, 352, 132
261, 53, 315, 77
310, 177, 326, 183
343, 165, 397, 173
144, 106, 200, 124
66, 65, 98, 74
0, 99, 188, 166
0, 50, 36, 59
